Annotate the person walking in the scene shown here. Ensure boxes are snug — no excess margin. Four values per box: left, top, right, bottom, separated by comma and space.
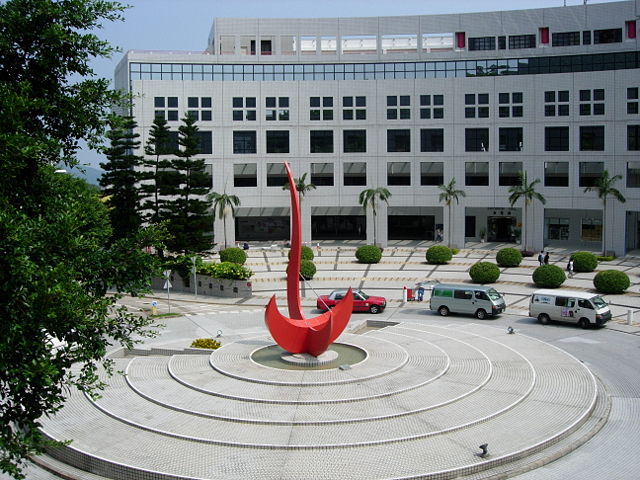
568, 259, 574, 278
538, 251, 545, 266
544, 252, 550, 265
417, 286, 425, 302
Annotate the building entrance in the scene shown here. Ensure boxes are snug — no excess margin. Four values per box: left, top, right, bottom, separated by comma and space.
487, 216, 517, 243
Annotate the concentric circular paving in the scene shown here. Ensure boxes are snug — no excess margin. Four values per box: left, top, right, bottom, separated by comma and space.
38, 322, 607, 480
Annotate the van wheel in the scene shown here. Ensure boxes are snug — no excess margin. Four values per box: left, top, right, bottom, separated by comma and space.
538, 313, 550, 325
579, 318, 590, 329
438, 306, 449, 317
369, 305, 380, 314
475, 309, 487, 320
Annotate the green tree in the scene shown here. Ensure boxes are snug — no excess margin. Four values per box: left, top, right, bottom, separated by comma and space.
282, 172, 316, 202
99, 115, 144, 240
438, 178, 466, 247
140, 116, 173, 224
508, 171, 546, 251
163, 114, 213, 254
358, 187, 392, 246
584, 170, 626, 255
210, 191, 241, 249
0, 1, 166, 476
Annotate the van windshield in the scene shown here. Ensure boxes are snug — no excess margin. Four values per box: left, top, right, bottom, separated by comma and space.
590, 296, 607, 309
486, 288, 502, 301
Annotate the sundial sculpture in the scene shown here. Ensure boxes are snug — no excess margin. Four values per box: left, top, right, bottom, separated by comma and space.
264, 162, 353, 357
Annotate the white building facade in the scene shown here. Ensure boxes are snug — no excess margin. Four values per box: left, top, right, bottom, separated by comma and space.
116, 0, 640, 255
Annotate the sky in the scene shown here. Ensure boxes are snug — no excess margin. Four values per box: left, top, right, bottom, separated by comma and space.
78, 0, 623, 169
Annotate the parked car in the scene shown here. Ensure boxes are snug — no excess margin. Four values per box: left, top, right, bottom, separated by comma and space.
429, 283, 506, 319
529, 289, 611, 328
316, 289, 387, 314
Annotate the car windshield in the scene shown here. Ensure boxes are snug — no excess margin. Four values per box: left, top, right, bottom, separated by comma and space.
590, 296, 607, 309
486, 288, 502, 301
356, 291, 369, 300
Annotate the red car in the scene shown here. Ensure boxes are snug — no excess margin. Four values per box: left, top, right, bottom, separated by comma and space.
316, 289, 387, 314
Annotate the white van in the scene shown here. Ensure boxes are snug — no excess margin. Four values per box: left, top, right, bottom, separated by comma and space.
429, 284, 506, 319
529, 289, 611, 328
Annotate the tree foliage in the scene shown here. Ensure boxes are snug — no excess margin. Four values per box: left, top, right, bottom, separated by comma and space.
140, 116, 173, 224
0, 1, 166, 476
583, 170, 626, 255
358, 187, 392, 246
508, 172, 546, 251
438, 178, 465, 247
209, 191, 240, 250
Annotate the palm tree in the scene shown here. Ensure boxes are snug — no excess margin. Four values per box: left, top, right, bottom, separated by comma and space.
584, 170, 626, 255
209, 191, 241, 249
438, 179, 466, 247
508, 171, 546, 251
358, 187, 392, 246
282, 172, 316, 202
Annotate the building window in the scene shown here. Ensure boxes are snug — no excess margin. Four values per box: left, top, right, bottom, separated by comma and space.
465, 162, 489, 186
465, 128, 489, 152
579, 162, 604, 187
498, 128, 523, 151
310, 163, 334, 186
310, 130, 333, 153
419, 94, 444, 119
464, 93, 489, 118
546, 217, 570, 240
545, 127, 570, 151
468, 37, 495, 51
628, 88, 639, 114
187, 97, 213, 122
580, 126, 605, 151
266, 97, 289, 121
545, 162, 569, 187
154, 96, 179, 122
233, 131, 257, 154
310, 96, 333, 121
343, 96, 366, 120
581, 219, 602, 241
387, 129, 411, 152
552, 31, 580, 46
266, 163, 288, 186
593, 28, 622, 44
233, 163, 257, 187
508, 34, 536, 49
343, 130, 366, 153
344, 162, 367, 186
266, 131, 290, 153
499, 162, 522, 186
629, 125, 640, 151
232, 97, 256, 121
498, 92, 523, 118
196, 131, 213, 155
627, 162, 640, 188
544, 90, 570, 117
387, 162, 411, 186
387, 95, 411, 120
579, 89, 605, 116
420, 162, 443, 186
420, 129, 444, 152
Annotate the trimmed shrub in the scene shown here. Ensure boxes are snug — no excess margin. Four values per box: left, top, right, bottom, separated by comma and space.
593, 270, 630, 294
450, 248, 460, 255
219, 247, 247, 265
356, 245, 382, 264
426, 245, 453, 264
299, 259, 317, 280
532, 264, 566, 288
201, 262, 253, 280
190, 338, 221, 350
570, 251, 598, 272
496, 248, 523, 267
288, 245, 315, 261
469, 262, 501, 284
596, 255, 615, 262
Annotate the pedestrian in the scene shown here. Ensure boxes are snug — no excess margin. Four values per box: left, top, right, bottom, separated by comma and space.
417, 286, 425, 301
567, 259, 574, 278
537, 251, 544, 266
544, 252, 549, 265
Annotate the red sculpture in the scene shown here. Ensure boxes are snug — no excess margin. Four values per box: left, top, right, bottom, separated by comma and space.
264, 162, 353, 357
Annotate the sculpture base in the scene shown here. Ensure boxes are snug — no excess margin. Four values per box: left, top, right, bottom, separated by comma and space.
280, 350, 339, 367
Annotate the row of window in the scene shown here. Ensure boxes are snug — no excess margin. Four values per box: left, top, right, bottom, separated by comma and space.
230, 161, 640, 189
129, 51, 640, 82
469, 27, 625, 51
152, 86, 640, 123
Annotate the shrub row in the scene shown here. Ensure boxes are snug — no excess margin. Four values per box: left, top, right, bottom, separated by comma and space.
200, 262, 253, 280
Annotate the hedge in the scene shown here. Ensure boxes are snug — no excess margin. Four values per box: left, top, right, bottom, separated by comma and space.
190, 338, 221, 349
288, 245, 315, 261
356, 245, 382, 264
200, 262, 253, 280
532, 264, 566, 288
496, 248, 523, 267
426, 245, 452, 264
469, 262, 501, 284
593, 270, 630, 294
219, 247, 247, 265
570, 251, 598, 272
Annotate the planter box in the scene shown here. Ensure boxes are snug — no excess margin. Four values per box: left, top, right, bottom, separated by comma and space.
152, 273, 252, 298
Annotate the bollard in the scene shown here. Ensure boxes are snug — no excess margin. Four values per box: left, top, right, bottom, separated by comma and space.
628, 309, 634, 326
403, 286, 408, 303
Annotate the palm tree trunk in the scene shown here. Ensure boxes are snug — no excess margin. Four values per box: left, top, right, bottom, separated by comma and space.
372, 211, 377, 246
448, 203, 452, 247
602, 199, 607, 255
523, 201, 528, 251
222, 214, 227, 249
